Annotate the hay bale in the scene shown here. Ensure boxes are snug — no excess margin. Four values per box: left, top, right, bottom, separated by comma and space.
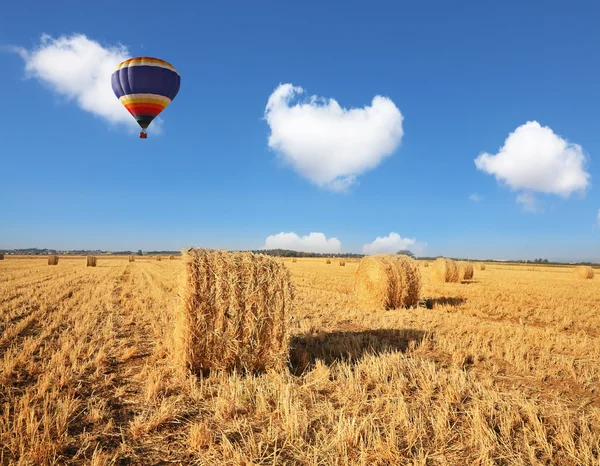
423, 262, 429, 268
175, 248, 294, 375
156, 255, 162, 261
573, 266, 594, 279
129, 255, 135, 262
458, 261, 474, 280
292, 258, 297, 263
354, 254, 421, 309
479, 263, 486, 271
48, 255, 59, 266
169, 255, 175, 260
339, 260, 346, 266
431, 258, 459, 283
326, 258, 331, 264
86, 255, 97, 267
0, 254, 4, 260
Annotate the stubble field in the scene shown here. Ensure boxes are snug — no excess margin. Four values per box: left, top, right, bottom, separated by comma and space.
0, 256, 599, 465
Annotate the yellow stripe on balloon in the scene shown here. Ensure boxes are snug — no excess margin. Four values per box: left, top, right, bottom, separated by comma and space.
119, 94, 172, 105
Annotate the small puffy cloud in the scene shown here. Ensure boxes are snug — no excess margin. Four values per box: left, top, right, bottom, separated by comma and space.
475, 121, 590, 198
362, 232, 426, 256
263, 232, 341, 253
264, 83, 404, 192
469, 193, 483, 202
11, 34, 144, 130
516, 192, 542, 213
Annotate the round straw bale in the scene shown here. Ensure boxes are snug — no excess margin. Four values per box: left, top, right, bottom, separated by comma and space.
156, 255, 161, 261
431, 258, 459, 283
353, 254, 421, 309
326, 258, 331, 264
422, 262, 429, 268
458, 261, 474, 280
479, 263, 486, 271
128, 255, 135, 262
48, 255, 59, 266
573, 266, 594, 279
175, 248, 294, 375
86, 255, 97, 267
292, 258, 297, 263
339, 260, 346, 266
0, 254, 4, 260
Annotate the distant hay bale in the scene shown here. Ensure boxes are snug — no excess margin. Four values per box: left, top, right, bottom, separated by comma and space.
326, 258, 331, 264
479, 263, 486, 270
48, 255, 59, 266
339, 260, 346, 266
573, 266, 594, 279
354, 254, 421, 309
431, 258, 459, 283
169, 255, 175, 260
156, 255, 162, 261
458, 261, 474, 280
422, 262, 429, 268
292, 258, 297, 263
128, 255, 135, 262
86, 255, 97, 267
0, 254, 4, 260
175, 248, 294, 375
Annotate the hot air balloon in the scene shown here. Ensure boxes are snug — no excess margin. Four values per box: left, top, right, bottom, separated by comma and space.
111, 57, 180, 138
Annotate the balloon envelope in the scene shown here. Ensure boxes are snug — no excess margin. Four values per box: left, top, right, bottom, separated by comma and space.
111, 57, 180, 131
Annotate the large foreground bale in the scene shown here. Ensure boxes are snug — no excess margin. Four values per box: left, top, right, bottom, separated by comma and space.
48, 255, 59, 266
175, 248, 294, 375
354, 254, 421, 309
431, 258, 459, 283
573, 266, 594, 279
458, 261, 474, 280
86, 255, 97, 267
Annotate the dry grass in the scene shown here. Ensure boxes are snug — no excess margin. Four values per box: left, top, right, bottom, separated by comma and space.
47, 255, 59, 265
174, 248, 294, 375
354, 254, 421, 309
128, 255, 135, 262
573, 265, 594, 279
86, 255, 97, 267
1, 256, 599, 464
431, 257, 459, 283
458, 261, 474, 280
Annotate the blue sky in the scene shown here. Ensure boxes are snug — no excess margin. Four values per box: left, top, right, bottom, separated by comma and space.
1, 1, 599, 261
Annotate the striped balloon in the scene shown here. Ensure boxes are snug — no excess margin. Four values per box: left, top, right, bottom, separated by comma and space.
111, 57, 180, 137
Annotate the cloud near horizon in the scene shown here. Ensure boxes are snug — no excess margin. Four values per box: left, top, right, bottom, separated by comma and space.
475, 121, 590, 205
264, 83, 404, 192
10, 34, 153, 132
263, 232, 341, 253
362, 232, 426, 256
516, 192, 542, 213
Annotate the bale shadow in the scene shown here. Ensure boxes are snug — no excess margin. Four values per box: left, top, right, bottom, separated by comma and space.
289, 328, 427, 376
424, 297, 466, 309
460, 280, 480, 285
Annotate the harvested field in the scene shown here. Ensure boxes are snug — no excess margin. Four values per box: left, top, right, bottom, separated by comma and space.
0, 257, 599, 464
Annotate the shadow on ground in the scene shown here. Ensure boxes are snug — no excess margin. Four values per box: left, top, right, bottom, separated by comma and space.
289, 328, 427, 376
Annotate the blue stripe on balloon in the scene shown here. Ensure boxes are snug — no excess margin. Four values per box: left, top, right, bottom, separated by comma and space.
111, 66, 180, 100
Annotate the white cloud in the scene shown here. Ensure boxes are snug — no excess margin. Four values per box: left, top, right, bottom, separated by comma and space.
469, 193, 483, 202
11, 34, 147, 131
362, 232, 426, 256
263, 232, 341, 253
516, 192, 542, 213
475, 121, 590, 198
264, 83, 404, 192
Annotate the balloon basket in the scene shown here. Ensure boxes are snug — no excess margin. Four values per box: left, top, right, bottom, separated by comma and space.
140, 131, 147, 139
